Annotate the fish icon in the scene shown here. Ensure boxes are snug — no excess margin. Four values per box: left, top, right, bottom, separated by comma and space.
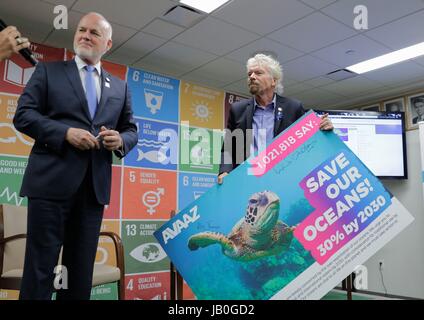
137, 149, 167, 163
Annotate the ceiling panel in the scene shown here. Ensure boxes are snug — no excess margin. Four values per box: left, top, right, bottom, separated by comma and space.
312, 35, 390, 68
412, 56, 424, 68
284, 82, 314, 96
316, 96, 352, 109
44, 10, 83, 50
0, 0, 58, 44
135, 41, 218, 77
365, 10, 424, 50
182, 57, 246, 84
293, 87, 347, 107
105, 32, 167, 66
45, 10, 138, 52
212, 0, 314, 35
3, 0, 424, 110
322, 0, 424, 30
223, 78, 250, 96
73, 0, 174, 29
141, 18, 185, 40
327, 85, 419, 109
282, 54, 340, 82
363, 61, 424, 87
321, 75, 387, 97
225, 38, 304, 65
283, 77, 299, 87
173, 16, 259, 56
267, 12, 357, 53
41, 0, 77, 7
299, 0, 338, 10
302, 76, 336, 88
98, 23, 138, 51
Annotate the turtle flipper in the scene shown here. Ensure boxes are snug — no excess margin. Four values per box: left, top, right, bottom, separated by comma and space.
188, 232, 235, 252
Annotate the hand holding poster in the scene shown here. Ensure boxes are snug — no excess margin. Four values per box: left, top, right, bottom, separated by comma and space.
155, 111, 414, 300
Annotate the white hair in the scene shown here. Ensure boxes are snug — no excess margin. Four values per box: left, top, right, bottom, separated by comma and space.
247, 53, 284, 95
85, 12, 113, 40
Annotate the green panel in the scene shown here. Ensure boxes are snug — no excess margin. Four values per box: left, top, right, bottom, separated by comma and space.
321, 290, 374, 300
179, 126, 222, 174
51, 283, 118, 300
0, 155, 27, 206
113, 153, 122, 165
90, 283, 118, 300
122, 220, 170, 274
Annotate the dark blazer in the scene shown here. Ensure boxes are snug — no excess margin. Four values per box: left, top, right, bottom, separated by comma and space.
219, 94, 305, 174
13, 60, 138, 204
413, 115, 424, 124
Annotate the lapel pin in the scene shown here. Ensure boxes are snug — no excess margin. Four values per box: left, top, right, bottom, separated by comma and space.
277, 107, 284, 120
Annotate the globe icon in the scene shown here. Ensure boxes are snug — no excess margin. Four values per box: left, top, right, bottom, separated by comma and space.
142, 244, 160, 262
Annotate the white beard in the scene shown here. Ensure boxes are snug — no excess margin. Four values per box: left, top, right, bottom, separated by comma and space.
74, 45, 96, 61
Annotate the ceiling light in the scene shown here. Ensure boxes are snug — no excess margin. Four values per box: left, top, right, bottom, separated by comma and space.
346, 42, 424, 74
179, 0, 231, 14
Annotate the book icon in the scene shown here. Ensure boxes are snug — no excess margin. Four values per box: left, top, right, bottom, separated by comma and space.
3, 58, 35, 87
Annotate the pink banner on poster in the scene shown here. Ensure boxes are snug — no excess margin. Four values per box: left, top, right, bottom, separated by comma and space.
250, 112, 320, 176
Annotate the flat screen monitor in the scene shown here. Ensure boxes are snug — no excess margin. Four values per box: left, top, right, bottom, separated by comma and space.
314, 110, 407, 179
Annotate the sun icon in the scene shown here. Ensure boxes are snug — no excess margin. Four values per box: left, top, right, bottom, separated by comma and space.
191, 100, 213, 122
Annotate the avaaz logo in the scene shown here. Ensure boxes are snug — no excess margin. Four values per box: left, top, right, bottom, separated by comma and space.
162, 205, 200, 244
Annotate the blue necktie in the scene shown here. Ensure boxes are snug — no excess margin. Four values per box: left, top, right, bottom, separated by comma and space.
84, 65, 97, 119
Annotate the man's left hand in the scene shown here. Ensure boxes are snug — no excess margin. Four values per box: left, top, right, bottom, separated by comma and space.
98, 126, 123, 151
319, 113, 334, 131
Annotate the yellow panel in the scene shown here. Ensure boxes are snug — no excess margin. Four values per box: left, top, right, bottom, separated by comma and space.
95, 220, 120, 266
0, 93, 33, 156
0, 289, 19, 300
180, 81, 224, 130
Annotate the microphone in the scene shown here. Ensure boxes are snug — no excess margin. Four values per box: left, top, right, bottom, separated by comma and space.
0, 19, 38, 66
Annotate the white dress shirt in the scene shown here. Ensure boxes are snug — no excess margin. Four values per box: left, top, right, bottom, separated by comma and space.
75, 55, 102, 103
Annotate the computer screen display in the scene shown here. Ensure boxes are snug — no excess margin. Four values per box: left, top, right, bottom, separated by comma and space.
314, 110, 407, 179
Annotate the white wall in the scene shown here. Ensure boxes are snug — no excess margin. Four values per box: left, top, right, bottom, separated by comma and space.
363, 129, 424, 298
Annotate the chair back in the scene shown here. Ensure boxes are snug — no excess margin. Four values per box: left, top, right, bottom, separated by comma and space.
0, 204, 124, 299
1, 204, 27, 274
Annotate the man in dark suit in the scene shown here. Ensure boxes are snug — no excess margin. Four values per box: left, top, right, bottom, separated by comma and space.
13, 12, 137, 300
219, 53, 333, 183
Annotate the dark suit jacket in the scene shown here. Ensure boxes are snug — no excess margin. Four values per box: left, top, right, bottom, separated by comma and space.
13, 60, 138, 204
413, 115, 424, 124
219, 94, 305, 174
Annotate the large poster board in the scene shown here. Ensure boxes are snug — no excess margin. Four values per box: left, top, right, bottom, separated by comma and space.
155, 111, 414, 299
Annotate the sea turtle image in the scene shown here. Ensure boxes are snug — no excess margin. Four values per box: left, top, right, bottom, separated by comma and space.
187, 191, 295, 261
